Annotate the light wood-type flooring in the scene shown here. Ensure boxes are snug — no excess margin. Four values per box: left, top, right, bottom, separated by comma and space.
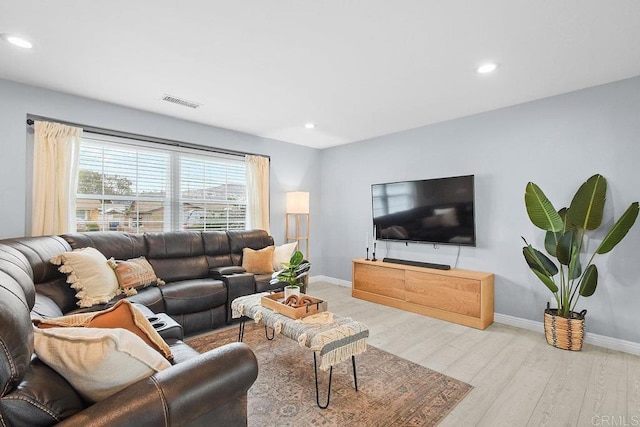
307, 281, 640, 427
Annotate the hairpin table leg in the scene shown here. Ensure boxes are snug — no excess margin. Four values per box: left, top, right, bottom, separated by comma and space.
238, 318, 245, 342
264, 325, 275, 340
313, 352, 333, 409
352, 355, 358, 391
313, 353, 360, 409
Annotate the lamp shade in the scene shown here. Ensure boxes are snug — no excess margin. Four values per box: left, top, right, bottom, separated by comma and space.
286, 192, 310, 214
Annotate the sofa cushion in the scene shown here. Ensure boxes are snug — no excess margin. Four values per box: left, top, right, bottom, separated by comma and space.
31, 293, 65, 320
242, 246, 275, 274
50, 247, 120, 308
145, 231, 204, 259
1, 236, 71, 293
227, 229, 274, 266
165, 338, 201, 364
202, 231, 233, 267
145, 231, 209, 281
33, 326, 171, 402
160, 279, 227, 315
122, 285, 166, 314
147, 256, 209, 283
61, 232, 147, 260
0, 276, 36, 399
0, 358, 86, 426
35, 299, 173, 361
107, 256, 164, 296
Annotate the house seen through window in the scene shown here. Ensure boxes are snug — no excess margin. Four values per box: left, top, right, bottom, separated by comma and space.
76, 133, 246, 233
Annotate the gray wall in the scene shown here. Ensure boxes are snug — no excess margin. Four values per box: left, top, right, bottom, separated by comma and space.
320, 75, 640, 343
0, 79, 321, 257
2, 75, 639, 343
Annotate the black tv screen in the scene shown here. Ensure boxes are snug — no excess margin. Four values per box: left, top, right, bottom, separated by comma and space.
372, 175, 476, 246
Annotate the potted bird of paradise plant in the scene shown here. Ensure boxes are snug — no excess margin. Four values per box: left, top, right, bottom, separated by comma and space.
522, 174, 638, 350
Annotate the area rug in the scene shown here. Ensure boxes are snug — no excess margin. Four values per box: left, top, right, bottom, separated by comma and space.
187, 322, 472, 426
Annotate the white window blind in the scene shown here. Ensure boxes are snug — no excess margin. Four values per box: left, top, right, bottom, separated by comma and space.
180, 155, 246, 231
75, 133, 246, 233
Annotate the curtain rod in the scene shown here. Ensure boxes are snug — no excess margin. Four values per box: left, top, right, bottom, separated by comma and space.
25, 117, 270, 160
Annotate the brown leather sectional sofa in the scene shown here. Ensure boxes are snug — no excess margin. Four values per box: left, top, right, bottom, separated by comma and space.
0, 229, 284, 426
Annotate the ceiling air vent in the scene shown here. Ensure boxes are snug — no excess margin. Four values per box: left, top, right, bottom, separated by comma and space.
161, 94, 202, 109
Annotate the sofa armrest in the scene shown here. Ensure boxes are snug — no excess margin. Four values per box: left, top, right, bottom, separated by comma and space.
209, 265, 247, 277
58, 342, 258, 427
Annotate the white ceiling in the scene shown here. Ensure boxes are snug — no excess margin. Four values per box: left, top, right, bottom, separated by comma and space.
1, 1, 640, 149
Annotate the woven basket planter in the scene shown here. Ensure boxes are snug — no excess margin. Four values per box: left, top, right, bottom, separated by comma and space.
543, 302, 587, 351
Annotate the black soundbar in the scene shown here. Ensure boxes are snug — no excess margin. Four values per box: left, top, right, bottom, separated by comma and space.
382, 257, 451, 270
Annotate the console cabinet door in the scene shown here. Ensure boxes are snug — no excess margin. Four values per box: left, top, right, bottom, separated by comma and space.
405, 271, 481, 317
353, 263, 405, 300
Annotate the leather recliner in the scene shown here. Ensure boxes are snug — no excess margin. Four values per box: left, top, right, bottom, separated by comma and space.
5, 229, 280, 336
0, 240, 259, 426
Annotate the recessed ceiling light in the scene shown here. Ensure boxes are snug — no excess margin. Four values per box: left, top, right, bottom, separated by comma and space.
1, 34, 33, 49
304, 122, 316, 129
477, 63, 497, 74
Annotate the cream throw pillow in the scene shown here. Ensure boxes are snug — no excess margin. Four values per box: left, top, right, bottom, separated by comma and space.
272, 242, 298, 270
51, 247, 119, 308
242, 246, 275, 274
34, 326, 171, 402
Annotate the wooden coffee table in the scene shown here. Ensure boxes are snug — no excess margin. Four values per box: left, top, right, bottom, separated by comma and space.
231, 292, 369, 408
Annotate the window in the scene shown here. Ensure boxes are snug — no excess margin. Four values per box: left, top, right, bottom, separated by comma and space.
75, 133, 246, 233
372, 182, 415, 216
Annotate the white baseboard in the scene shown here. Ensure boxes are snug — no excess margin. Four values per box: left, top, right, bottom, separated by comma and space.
493, 313, 544, 333
311, 276, 640, 356
494, 313, 640, 356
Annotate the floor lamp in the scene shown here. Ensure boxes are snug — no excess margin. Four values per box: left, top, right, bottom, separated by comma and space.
286, 192, 310, 259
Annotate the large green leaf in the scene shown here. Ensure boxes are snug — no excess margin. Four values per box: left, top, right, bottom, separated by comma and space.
556, 229, 578, 266
545, 207, 576, 256
523, 244, 558, 276
544, 230, 562, 257
596, 202, 640, 254
579, 264, 598, 297
525, 183, 563, 231
289, 250, 304, 266
558, 207, 575, 231
567, 174, 607, 230
568, 243, 582, 280
532, 269, 559, 293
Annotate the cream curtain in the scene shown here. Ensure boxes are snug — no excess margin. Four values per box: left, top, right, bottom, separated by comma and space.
31, 121, 82, 236
245, 154, 270, 233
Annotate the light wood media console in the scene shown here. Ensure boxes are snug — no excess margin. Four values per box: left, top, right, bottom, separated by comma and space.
351, 259, 494, 329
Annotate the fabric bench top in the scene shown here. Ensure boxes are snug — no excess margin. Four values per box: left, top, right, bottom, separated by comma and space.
232, 292, 369, 370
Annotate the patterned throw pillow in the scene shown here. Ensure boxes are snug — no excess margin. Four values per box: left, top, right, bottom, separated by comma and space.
35, 299, 173, 361
50, 247, 120, 308
107, 257, 165, 296
242, 246, 275, 274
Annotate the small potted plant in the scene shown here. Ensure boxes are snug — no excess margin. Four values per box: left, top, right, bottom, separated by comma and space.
522, 174, 638, 350
270, 250, 311, 299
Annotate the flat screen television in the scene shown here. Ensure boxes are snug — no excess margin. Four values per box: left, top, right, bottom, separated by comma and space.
372, 175, 476, 246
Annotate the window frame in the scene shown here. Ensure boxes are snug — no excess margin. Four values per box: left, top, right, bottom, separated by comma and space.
75, 132, 248, 233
